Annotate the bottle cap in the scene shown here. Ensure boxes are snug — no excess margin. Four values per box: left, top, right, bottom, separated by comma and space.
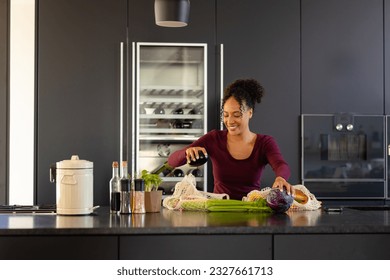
112, 161, 119, 168
57, 155, 93, 169
134, 179, 145, 192
121, 179, 131, 192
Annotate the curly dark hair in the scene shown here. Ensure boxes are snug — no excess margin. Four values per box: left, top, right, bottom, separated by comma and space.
222, 78, 264, 114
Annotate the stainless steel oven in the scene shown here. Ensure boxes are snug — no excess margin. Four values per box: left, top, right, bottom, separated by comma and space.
302, 113, 385, 199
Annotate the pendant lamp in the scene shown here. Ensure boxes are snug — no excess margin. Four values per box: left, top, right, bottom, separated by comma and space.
154, 0, 190, 27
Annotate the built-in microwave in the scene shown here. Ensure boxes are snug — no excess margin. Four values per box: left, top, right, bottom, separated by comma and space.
301, 114, 385, 199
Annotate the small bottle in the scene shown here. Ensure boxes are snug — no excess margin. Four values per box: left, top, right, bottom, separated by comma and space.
187, 168, 203, 177
109, 161, 121, 214
120, 178, 132, 214
173, 169, 184, 177
121, 160, 130, 179
132, 179, 145, 214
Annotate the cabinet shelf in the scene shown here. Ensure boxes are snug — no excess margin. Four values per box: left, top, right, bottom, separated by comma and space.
140, 128, 203, 134
140, 114, 203, 120
161, 177, 204, 182
141, 86, 203, 96
140, 96, 202, 104
138, 135, 199, 141
140, 59, 202, 64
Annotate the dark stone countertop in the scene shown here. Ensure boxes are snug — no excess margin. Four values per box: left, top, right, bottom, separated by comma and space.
0, 206, 390, 236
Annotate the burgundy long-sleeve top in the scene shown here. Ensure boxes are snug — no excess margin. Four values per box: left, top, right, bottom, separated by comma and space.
168, 129, 290, 200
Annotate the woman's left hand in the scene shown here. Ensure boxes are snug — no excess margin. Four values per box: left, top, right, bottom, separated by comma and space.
272, 176, 295, 196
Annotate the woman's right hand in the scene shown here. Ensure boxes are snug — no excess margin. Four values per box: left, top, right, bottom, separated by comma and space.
185, 147, 208, 164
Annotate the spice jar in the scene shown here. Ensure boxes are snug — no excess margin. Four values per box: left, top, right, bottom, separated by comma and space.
120, 178, 131, 214
132, 179, 145, 214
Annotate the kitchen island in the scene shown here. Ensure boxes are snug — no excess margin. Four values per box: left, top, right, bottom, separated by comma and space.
0, 206, 389, 260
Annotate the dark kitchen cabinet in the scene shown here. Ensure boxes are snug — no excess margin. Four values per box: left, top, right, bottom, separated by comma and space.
0, 0, 7, 205
274, 234, 390, 259
301, 0, 383, 114
216, 0, 300, 186
37, 0, 127, 205
0, 236, 118, 259
385, 0, 390, 114
119, 235, 272, 259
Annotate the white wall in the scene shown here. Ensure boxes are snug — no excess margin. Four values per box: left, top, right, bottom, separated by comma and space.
9, 0, 35, 204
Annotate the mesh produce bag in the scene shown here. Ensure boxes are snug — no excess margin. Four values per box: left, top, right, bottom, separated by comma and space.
162, 174, 229, 210
243, 184, 322, 211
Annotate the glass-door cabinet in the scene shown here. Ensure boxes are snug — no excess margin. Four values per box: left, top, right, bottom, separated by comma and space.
132, 43, 208, 195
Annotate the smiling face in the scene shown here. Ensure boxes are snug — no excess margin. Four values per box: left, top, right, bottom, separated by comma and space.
223, 97, 253, 136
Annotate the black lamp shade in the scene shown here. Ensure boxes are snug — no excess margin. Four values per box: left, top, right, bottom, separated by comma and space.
154, 0, 190, 27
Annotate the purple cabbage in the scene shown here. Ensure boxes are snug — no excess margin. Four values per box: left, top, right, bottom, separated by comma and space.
266, 189, 294, 213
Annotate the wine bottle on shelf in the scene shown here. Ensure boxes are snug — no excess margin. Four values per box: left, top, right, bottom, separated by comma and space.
187, 168, 203, 177
172, 120, 192, 129
173, 169, 184, 177
109, 161, 121, 214
171, 107, 184, 114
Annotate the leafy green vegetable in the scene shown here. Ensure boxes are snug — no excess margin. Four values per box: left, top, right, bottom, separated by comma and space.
178, 199, 272, 212
206, 199, 272, 212
140, 170, 163, 192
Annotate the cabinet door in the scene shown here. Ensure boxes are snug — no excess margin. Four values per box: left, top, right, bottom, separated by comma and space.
0, 0, 7, 204
37, 0, 127, 205
128, 0, 217, 190
128, 0, 217, 129
302, 0, 383, 114
135, 43, 208, 194
274, 234, 390, 259
385, 0, 390, 114
0, 236, 118, 260
120, 235, 272, 259
217, 0, 300, 186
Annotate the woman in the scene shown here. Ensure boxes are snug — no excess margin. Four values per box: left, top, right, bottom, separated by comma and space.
168, 78, 293, 200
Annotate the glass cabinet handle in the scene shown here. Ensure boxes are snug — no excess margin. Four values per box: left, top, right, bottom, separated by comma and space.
120, 42, 124, 168
219, 44, 224, 130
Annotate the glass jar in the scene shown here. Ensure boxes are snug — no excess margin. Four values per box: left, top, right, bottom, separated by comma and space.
132, 179, 145, 214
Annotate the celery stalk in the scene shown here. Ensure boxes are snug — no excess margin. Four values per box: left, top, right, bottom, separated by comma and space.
205, 199, 271, 212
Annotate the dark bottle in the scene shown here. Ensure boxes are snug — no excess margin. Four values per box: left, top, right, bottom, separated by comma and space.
173, 169, 184, 177
171, 107, 184, 114
153, 106, 165, 115
172, 120, 192, 129
120, 178, 131, 214
189, 150, 208, 167
187, 168, 203, 177
109, 161, 121, 214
